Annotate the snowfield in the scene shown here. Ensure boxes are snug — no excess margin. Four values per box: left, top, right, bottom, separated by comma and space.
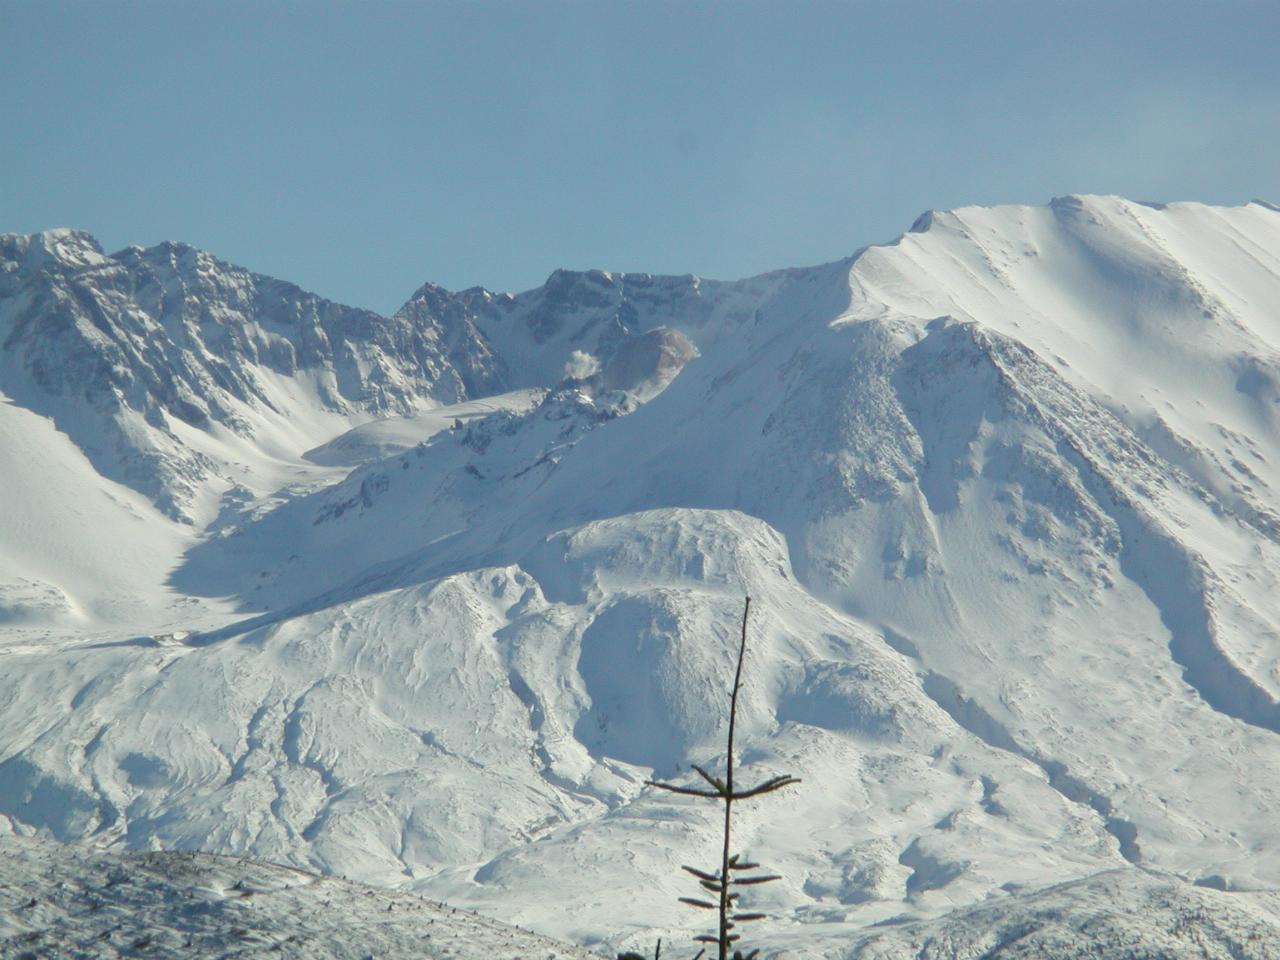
3, 196, 1280, 957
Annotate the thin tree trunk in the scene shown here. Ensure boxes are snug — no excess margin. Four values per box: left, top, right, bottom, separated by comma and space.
719, 596, 751, 960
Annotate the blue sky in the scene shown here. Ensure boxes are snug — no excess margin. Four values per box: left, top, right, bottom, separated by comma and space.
3, 1, 1277, 313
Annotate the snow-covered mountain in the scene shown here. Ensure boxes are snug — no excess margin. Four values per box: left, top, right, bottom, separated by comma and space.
3, 196, 1280, 957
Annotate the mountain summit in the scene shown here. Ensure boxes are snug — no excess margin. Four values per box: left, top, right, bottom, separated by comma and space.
3, 196, 1280, 957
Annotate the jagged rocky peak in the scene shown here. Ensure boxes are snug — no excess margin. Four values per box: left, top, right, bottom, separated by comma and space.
400, 278, 512, 312
11, 238, 307, 418
392, 282, 509, 400
389, 265, 720, 393
0, 229, 516, 519
542, 266, 620, 304
526, 267, 711, 342
0, 228, 108, 277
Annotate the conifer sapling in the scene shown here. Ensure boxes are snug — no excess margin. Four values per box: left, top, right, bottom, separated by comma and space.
648, 597, 800, 960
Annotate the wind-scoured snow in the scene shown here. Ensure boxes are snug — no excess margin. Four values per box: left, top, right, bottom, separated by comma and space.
3, 196, 1280, 957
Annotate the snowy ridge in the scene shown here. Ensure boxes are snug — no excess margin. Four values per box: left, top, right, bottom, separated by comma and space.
4, 197, 1280, 956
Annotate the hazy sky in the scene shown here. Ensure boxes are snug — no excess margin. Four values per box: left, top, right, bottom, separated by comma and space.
3, 1, 1278, 313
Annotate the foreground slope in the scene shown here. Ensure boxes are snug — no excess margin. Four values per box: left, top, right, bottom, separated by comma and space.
0, 835, 596, 960
846, 869, 1280, 959
6, 834, 1279, 960
3, 197, 1280, 956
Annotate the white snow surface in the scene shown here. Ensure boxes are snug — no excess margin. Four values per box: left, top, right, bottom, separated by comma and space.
4, 196, 1280, 956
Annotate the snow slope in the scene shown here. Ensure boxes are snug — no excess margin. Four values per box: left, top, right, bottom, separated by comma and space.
3, 196, 1280, 956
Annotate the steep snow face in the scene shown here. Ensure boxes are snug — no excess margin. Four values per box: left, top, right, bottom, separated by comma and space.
852, 197, 1280, 554
0, 399, 193, 629
4, 197, 1280, 956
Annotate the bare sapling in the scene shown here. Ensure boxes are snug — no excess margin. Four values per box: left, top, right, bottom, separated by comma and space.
647, 597, 800, 960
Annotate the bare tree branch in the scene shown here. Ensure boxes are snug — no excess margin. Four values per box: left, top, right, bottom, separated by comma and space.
692, 764, 728, 795
647, 780, 722, 799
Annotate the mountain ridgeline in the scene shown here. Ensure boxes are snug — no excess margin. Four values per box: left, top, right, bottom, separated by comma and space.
3, 197, 1280, 958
